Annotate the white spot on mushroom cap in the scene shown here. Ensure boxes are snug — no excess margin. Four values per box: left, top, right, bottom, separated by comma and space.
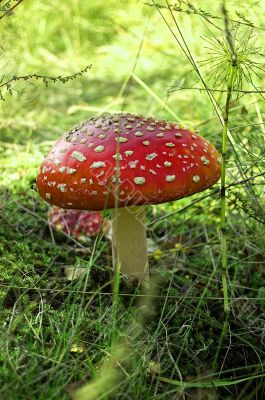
98, 134, 106, 139
90, 161, 106, 169
156, 133, 164, 137
165, 143, 175, 148
115, 137, 128, 143
72, 151, 87, 162
175, 133, 182, 138
80, 138, 87, 144
135, 131, 144, 137
58, 183, 67, 192
164, 161, 172, 167
134, 177, 145, 185
94, 145, 105, 153
146, 152, 158, 161
67, 168, 77, 174
166, 175, 175, 182
45, 193, 51, 199
59, 166, 76, 175
193, 175, 200, 183
113, 153, 123, 160
129, 160, 139, 169
80, 178, 86, 183
124, 150, 134, 156
143, 141, 150, 146
48, 181, 56, 187
54, 159, 61, 165
201, 156, 210, 165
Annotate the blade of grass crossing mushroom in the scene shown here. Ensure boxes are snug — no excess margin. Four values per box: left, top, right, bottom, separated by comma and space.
111, 122, 122, 346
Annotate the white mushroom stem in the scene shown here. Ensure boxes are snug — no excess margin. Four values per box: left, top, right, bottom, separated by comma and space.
111, 206, 149, 282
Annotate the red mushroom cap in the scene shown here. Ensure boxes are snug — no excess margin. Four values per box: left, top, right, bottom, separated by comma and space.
37, 113, 221, 211
48, 207, 102, 238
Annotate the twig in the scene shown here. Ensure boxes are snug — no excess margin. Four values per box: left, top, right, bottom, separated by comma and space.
0, 0, 24, 21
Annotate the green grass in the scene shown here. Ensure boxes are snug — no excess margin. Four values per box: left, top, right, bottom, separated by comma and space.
1, 1, 265, 399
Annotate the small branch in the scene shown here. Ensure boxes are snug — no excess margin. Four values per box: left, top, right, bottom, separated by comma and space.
0, 65, 92, 100
145, 1, 265, 31
169, 86, 265, 94
0, 0, 24, 21
0, 66, 92, 89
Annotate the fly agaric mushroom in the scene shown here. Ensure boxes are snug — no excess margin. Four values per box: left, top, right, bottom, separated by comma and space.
37, 113, 221, 282
48, 207, 110, 240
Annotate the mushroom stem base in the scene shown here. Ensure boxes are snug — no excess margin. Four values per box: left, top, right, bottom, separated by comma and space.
111, 206, 149, 282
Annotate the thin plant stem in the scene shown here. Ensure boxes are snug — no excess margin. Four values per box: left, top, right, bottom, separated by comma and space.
213, 3, 238, 369
212, 310, 229, 371
111, 260, 121, 348
220, 64, 236, 315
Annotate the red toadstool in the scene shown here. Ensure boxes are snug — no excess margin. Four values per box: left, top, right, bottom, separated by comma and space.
37, 113, 221, 282
48, 207, 110, 240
